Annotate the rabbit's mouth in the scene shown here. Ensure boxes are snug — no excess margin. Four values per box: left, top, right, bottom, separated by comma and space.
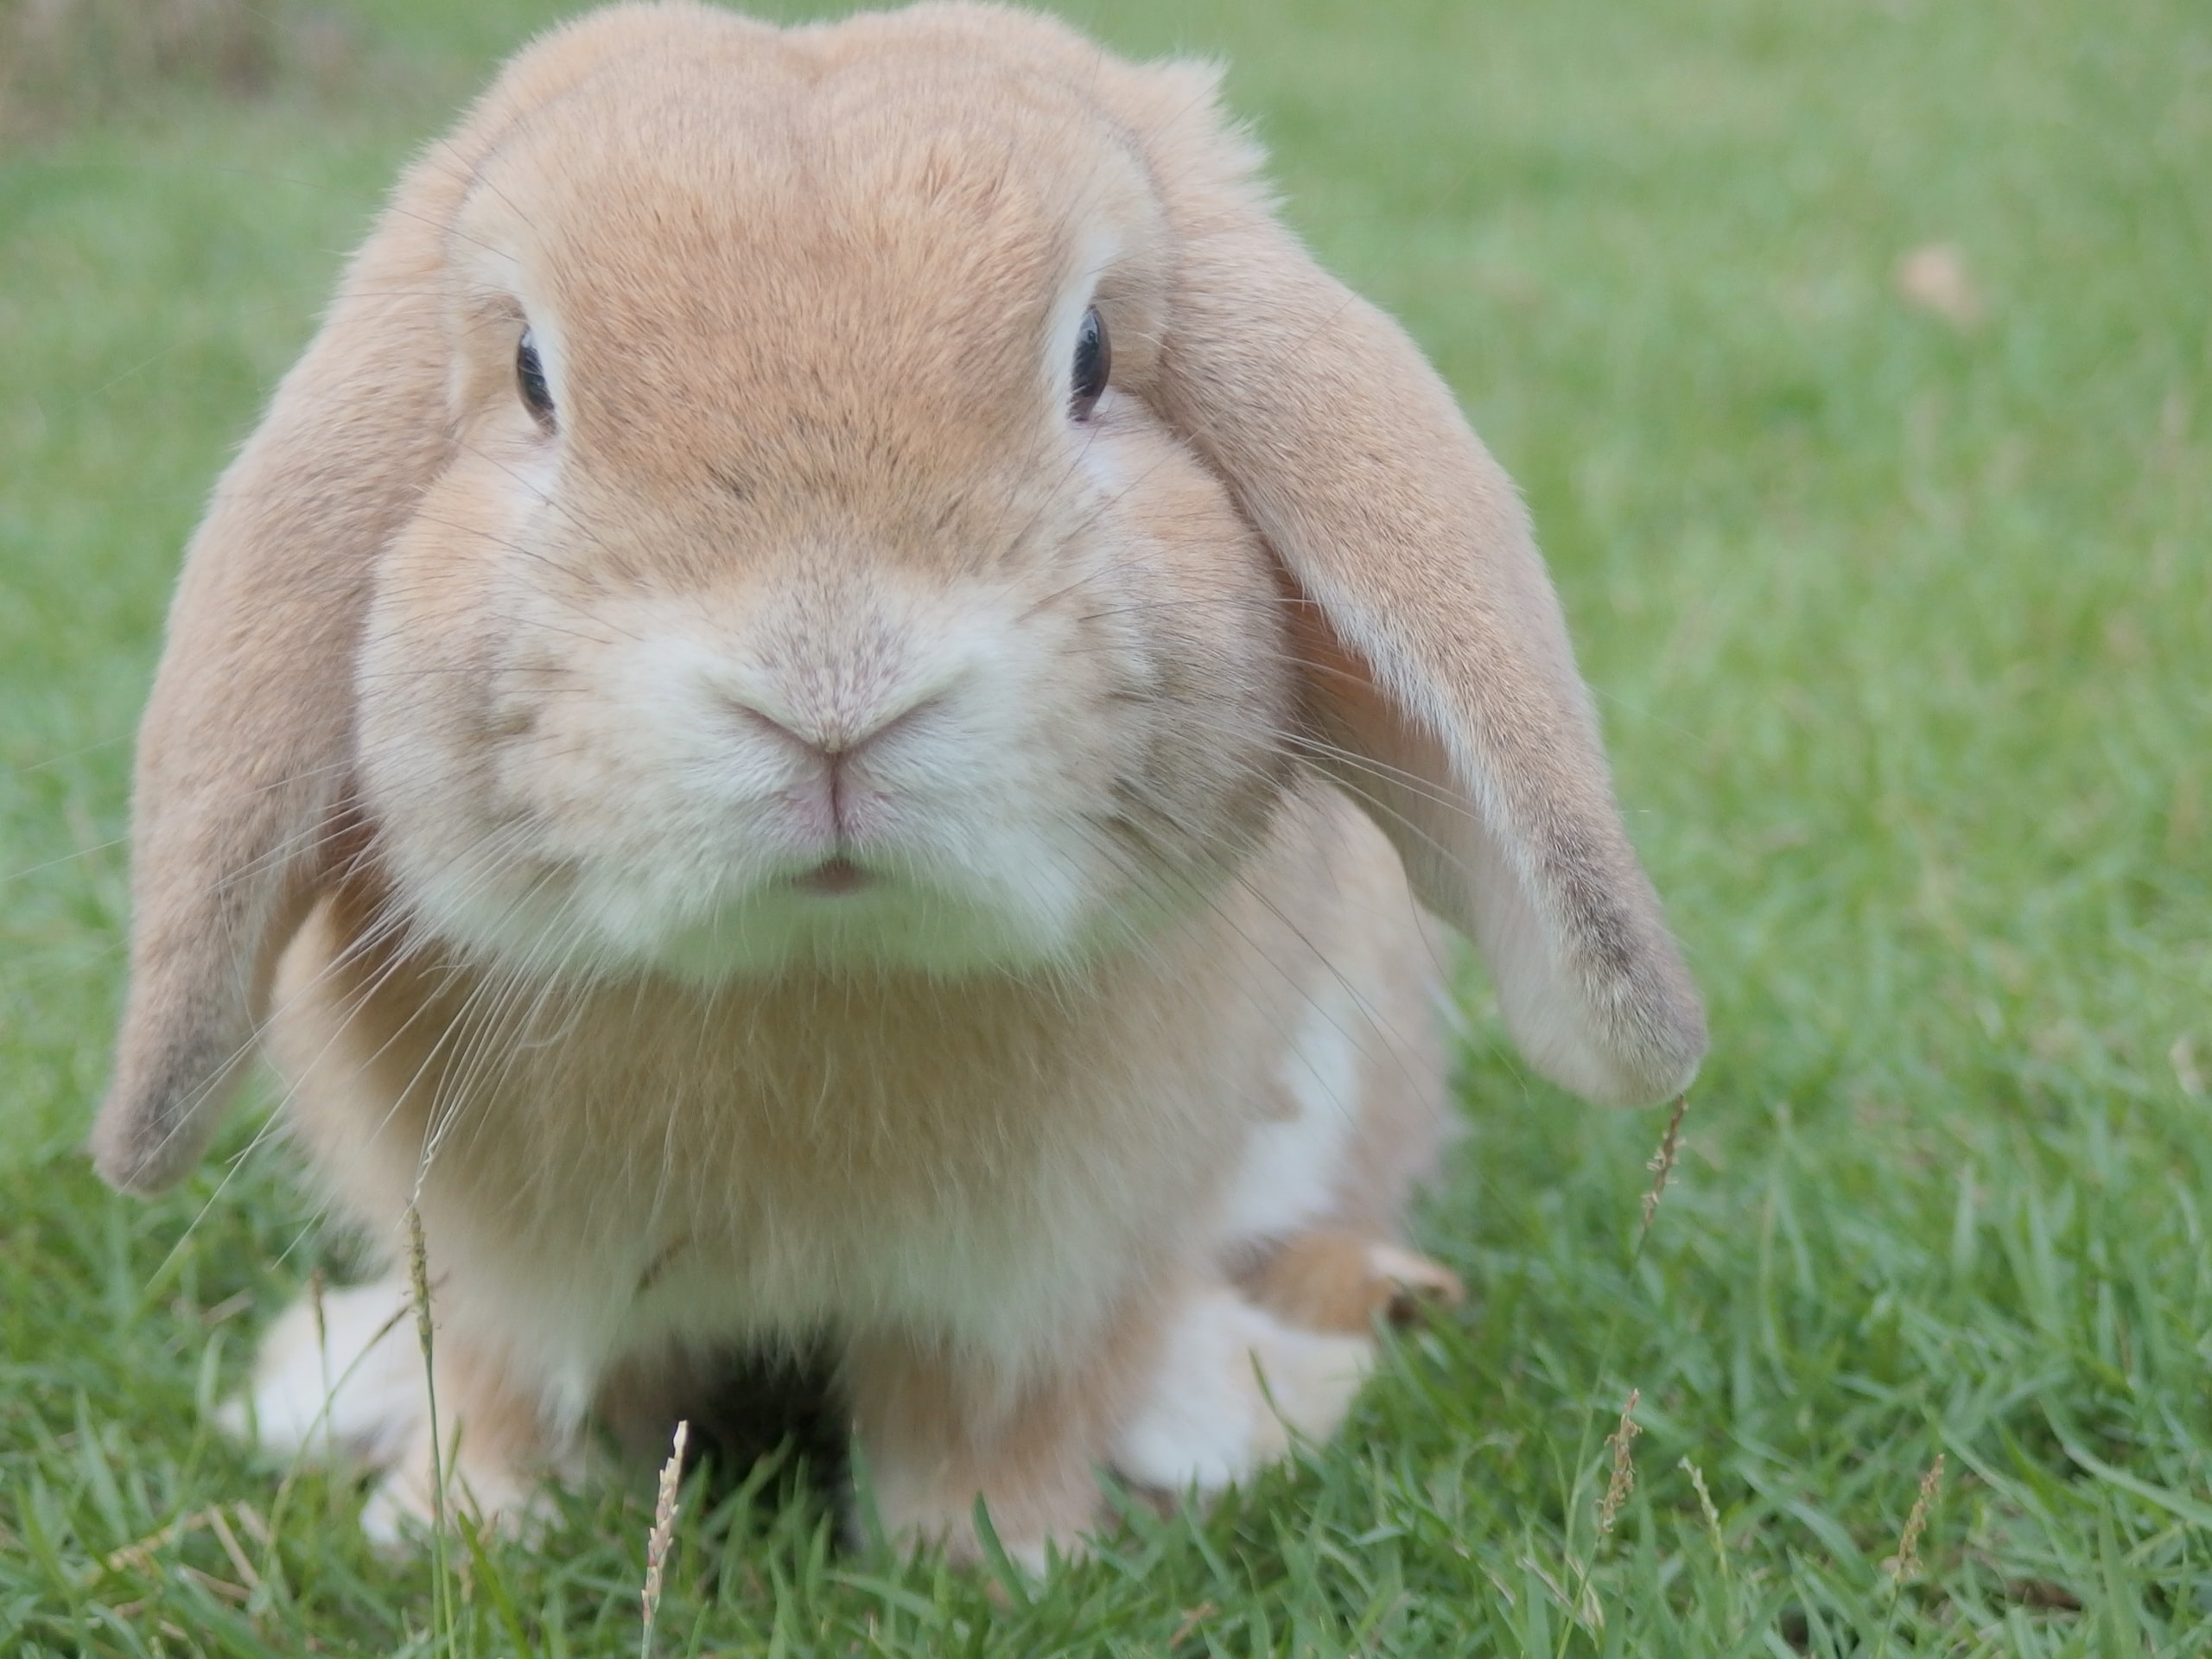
791, 856, 873, 897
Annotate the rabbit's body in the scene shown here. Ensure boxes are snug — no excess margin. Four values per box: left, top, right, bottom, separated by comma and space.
255, 785, 1447, 1548
282, 787, 1439, 1368
98, 1, 1704, 1564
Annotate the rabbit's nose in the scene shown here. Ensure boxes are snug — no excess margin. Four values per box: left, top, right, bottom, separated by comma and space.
720, 691, 941, 766
719, 689, 944, 845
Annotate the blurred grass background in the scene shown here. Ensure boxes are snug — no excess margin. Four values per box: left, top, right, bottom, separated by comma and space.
3, 0, 2209, 1653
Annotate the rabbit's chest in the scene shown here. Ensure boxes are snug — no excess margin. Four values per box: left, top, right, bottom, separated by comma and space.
610, 1108, 1151, 1355
399, 969, 1269, 1369
276, 855, 1334, 1382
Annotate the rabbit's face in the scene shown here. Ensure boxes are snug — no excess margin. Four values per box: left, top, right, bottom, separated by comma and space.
355, 62, 1297, 978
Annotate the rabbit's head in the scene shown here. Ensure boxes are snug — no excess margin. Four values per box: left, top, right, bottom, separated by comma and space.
359, 29, 1290, 979
93, 1, 1705, 1194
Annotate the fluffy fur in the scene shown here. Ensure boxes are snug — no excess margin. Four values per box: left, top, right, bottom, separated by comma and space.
93, 1, 1705, 1562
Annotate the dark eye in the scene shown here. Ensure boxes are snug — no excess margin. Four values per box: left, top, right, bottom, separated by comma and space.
1069, 306, 1109, 421
517, 327, 555, 427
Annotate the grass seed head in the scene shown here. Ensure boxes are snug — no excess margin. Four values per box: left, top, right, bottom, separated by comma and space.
1597, 1389, 1642, 1537
640, 1419, 690, 1657
405, 1205, 434, 1359
1884, 1452, 1944, 1584
1639, 1096, 1688, 1243
1679, 1457, 1725, 1552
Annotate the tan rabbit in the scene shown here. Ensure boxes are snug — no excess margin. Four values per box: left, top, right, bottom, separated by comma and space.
94, 1, 1704, 1566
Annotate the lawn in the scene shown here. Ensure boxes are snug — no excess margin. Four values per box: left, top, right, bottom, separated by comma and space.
3, 0, 2209, 1652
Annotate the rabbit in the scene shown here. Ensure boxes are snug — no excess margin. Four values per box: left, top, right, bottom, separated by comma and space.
92, 0, 1705, 1567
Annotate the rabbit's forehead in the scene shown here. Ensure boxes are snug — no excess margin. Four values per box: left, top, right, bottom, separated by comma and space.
467, 56, 1154, 339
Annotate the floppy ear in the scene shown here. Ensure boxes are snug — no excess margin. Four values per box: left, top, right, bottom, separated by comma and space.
89, 156, 465, 1193
1122, 70, 1706, 1106
89, 8, 709, 1193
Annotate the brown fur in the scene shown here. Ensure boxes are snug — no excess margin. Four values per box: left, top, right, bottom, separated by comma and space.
1242, 1231, 1467, 1335
94, 2, 1706, 1560
844, 1290, 1167, 1555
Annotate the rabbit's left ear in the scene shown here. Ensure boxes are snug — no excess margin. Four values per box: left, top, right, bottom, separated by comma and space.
1122, 69, 1706, 1106
88, 153, 465, 1194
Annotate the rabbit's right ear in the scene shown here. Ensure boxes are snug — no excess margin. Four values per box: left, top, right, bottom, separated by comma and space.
89, 9, 697, 1194
1110, 65, 1706, 1107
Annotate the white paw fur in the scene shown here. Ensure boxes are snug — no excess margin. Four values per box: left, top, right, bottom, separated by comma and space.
1112, 1287, 1372, 1495
218, 1279, 423, 1469
219, 1278, 563, 1545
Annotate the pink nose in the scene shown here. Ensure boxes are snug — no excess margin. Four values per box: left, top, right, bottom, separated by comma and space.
724, 694, 938, 842
724, 695, 935, 766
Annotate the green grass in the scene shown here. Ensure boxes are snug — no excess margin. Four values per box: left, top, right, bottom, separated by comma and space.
3, 0, 2209, 1651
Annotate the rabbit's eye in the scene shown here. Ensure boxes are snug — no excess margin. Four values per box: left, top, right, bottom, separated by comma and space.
1070, 306, 1109, 421
517, 328, 556, 427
